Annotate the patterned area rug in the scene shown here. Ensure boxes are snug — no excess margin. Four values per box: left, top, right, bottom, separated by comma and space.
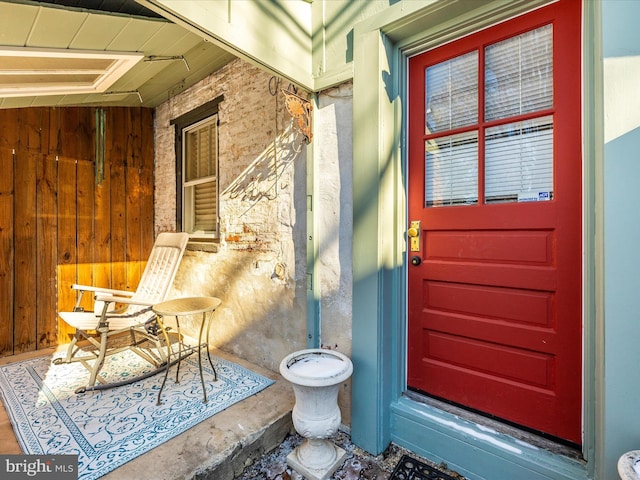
0, 349, 274, 480
390, 454, 460, 480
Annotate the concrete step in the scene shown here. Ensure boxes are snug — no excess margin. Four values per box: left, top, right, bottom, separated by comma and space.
0, 347, 295, 480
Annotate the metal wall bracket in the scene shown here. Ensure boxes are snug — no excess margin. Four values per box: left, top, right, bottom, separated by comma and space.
282, 88, 312, 143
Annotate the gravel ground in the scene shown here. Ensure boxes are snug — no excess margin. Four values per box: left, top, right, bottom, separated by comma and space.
235, 430, 465, 480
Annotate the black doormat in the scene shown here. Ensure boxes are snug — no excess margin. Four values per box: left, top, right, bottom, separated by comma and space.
390, 454, 461, 480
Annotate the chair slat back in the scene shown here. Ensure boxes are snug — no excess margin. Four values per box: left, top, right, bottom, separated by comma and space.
131, 232, 189, 305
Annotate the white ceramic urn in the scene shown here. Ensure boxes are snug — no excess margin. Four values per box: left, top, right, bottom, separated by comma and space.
279, 348, 353, 480
619, 450, 640, 480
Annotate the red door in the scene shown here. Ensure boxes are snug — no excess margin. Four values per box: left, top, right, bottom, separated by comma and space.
407, 0, 582, 445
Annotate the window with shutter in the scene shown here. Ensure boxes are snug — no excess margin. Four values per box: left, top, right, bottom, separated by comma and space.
182, 115, 218, 237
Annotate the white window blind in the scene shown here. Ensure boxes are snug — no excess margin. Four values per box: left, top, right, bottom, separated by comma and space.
185, 121, 216, 181
485, 24, 553, 121
184, 178, 218, 232
485, 115, 554, 203
183, 115, 218, 236
483, 24, 554, 203
426, 51, 478, 133
425, 131, 479, 206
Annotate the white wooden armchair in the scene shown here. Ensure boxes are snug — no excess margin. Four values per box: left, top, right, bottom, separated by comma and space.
54, 232, 189, 393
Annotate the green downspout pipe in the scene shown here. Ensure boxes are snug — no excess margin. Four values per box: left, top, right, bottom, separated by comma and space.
306, 93, 320, 348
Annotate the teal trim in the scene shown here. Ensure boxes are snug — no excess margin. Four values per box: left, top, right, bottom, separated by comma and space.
391, 397, 587, 480
581, 1, 603, 478
352, 0, 600, 477
351, 26, 399, 454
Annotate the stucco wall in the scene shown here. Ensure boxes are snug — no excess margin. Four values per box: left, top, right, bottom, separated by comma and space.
315, 82, 354, 423
316, 82, 353, 353
602, 1, 640, 478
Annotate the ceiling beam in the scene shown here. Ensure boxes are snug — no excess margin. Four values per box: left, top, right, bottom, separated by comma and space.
137, 0, 314, 91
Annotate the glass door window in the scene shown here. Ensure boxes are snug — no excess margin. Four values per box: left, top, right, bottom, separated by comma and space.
424, 24, 554, 207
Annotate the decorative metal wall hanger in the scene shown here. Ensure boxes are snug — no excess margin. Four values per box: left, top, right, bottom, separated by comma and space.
282, 88, 312, 143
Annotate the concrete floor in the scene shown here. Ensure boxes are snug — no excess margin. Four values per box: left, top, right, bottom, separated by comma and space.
0, 346, 294, 479
0, 347, 464, 480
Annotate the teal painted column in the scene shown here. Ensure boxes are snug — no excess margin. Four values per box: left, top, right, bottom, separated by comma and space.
351, 26, 400, 455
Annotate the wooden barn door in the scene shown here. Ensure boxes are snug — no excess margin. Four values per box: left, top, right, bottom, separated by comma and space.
0, 107, 155, 357
407, 0, 583, 445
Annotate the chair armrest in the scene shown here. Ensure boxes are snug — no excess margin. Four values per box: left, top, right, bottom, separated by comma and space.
93, 295, 155, 323
94, 295, 155, 307
71, 284, 134, 297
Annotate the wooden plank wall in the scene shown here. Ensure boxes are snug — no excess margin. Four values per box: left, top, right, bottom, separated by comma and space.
0, 107, 155, 357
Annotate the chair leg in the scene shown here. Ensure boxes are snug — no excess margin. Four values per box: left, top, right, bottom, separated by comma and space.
52, 332, 80, 365
87, 329, 109, 387
64, 333, 79, 362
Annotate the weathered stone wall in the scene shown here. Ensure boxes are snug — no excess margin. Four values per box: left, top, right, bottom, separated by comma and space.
154, 58, 308, 373
154, 58, 355, 425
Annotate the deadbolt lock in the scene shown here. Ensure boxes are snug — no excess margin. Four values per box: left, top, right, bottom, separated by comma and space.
408, 220, 420, 252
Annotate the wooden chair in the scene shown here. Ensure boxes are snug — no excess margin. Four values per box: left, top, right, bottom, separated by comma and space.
54, 232, 189, 393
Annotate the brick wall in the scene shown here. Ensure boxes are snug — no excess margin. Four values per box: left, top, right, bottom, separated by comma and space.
155, 59, 296, 238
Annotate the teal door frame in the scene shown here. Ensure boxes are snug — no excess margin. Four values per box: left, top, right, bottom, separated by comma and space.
350, 1, 602, 478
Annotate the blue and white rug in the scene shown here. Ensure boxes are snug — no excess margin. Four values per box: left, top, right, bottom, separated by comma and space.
0, 349, 274, 479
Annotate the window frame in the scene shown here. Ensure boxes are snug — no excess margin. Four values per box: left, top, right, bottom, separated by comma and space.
172, 96, 224, 240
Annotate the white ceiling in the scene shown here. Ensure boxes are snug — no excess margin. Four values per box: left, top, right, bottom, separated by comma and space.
0, 0, 236, 109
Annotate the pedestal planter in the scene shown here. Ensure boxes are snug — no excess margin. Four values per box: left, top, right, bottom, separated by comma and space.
618, 450, 640, 479
279, 348, 353, 480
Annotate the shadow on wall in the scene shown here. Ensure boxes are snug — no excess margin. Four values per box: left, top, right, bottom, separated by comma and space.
170, 245, 353, 426
170, 90, 355, 424
220, 121, 307, 250
171, 248, 305, 368
223, 122, 306, 205
171, 120, 309, 371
